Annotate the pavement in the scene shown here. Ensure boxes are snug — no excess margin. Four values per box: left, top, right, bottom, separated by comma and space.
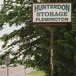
0, 65, 34, 76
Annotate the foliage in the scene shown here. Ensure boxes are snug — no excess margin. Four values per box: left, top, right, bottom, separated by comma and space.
0, 0, 76, 76
0, 55, 5, 64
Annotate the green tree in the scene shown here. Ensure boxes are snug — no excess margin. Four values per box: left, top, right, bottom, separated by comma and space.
0, 0, 76, 76
0, 54, 5, 64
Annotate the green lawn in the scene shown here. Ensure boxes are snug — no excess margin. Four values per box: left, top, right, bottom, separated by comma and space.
28, 70, 45, 75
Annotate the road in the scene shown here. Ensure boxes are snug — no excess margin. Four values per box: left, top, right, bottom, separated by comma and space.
0, 65, 34, 76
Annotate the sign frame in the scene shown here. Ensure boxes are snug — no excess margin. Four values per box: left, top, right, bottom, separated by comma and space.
32, 2, 72, 24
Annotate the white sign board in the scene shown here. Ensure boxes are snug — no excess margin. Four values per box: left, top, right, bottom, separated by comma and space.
32, 3, 72, 23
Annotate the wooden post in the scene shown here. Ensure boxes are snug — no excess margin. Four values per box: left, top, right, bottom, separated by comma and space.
50, 27, 54, 76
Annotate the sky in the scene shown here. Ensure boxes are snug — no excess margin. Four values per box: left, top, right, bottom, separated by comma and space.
0, 0, 3, 10
0, 24, 23, 37
0, 0, 3, 4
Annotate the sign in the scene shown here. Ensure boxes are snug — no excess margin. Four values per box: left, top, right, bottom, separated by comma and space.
32, 3, 72, 23
33, 66, 37, 70
5, 56, 10, 65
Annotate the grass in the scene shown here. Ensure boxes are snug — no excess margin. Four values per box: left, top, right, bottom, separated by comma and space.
28, 70, 45, 75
